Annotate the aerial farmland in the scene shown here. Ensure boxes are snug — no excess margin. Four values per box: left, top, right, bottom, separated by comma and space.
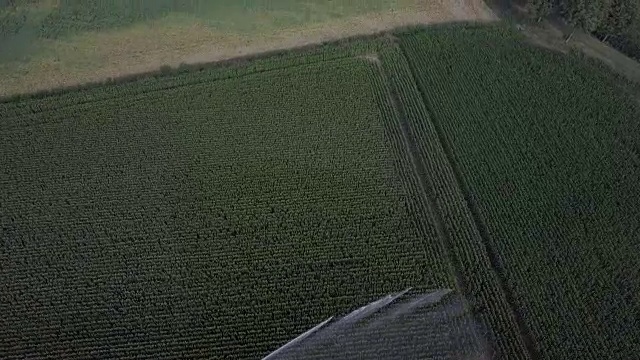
1, 1, 638, 359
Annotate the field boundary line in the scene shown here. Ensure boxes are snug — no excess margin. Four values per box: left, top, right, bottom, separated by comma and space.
398, 40, 541, 360
0, 31, 394, 104
371, 56, 468, 296
0, 56, 357, 123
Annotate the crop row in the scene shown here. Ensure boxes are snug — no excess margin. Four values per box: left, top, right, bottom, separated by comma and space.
362, 56, 456, 288
379, 43, 531, 360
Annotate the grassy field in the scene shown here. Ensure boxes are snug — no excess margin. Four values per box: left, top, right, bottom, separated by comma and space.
0, 0, 494, 96
1, 23, 639, 359
1, 0, 408, 48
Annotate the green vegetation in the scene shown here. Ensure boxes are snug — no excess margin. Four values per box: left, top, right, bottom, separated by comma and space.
1, 23, 639, 359
1, 0, 401, 33
0, 40, 452, 359
379, 43, 531, 359
34, 0, 400, 37
401, 24, 640, 359
525, 0, 640, 60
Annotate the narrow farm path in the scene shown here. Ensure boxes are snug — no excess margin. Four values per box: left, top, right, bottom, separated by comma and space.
398, 41, 541, 360
372, 55, 468, 297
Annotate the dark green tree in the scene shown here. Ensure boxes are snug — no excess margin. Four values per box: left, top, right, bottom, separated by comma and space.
597, 0, 639, 41
560, 0, 612, 41
527, 0, 555, 21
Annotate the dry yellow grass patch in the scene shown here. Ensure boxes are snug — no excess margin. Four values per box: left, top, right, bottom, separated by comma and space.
0, 0, 495, 96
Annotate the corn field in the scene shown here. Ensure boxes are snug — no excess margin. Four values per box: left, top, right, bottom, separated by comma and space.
1, 24, 638, 359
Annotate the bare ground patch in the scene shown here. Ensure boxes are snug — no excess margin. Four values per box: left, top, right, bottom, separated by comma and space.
358, 53, 382, 65
0, 0, 494, 97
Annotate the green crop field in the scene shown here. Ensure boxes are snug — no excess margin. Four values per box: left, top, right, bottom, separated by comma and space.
399, 26, 640, 359
0, 39, 455, 359
1, 23, 639, 359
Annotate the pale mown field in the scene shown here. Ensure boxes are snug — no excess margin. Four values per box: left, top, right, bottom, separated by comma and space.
0, 0, 494, 96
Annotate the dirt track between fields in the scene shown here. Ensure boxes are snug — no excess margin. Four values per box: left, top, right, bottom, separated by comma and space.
0, 0, 495, 97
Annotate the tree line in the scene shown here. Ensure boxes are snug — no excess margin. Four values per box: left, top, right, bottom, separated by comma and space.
527, 0, 640, 59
